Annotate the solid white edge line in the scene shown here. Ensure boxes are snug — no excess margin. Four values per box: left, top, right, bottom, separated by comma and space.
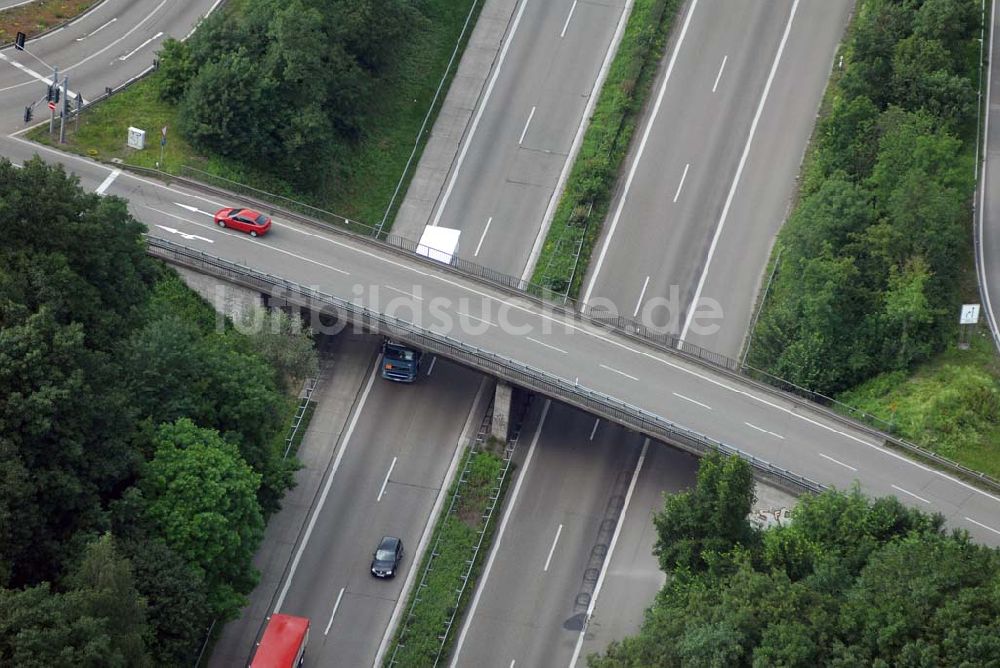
324, 587, 346, 635
273, 360, 380, 614
449, 400, 552, 667
892, 484, 930, 504
581, 0, 700, 302
430, 0, 531, 227
560, 0, 579, 38
712, 54, 728, 92
678, 0, 799, 344
374, 378, 492, 667
568, 438, 649, 667
518, 105, 536, 145
522, 0, 640, 282
474, 216, 493, 257
672, 163, 690, 203
543, 523, 564, 572
819, 452, 857, 472
377, 456, 398, 502
979, 0, 1000, 347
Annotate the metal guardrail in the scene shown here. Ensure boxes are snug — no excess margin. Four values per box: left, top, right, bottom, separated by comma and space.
136, 166, 1000, 495
282, 377, 318, 459
147, 236, 826, 495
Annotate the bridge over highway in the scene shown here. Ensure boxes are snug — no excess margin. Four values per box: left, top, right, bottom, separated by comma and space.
128, 169, 1000, 546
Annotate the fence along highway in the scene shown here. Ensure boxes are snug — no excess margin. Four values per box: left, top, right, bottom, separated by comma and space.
84, 159, 1000, 547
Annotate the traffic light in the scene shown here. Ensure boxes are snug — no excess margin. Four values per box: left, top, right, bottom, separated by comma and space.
23, 106, 32, 123
53, 86, 59, 104
46, 85, 53, 102
14, 32, 25, 51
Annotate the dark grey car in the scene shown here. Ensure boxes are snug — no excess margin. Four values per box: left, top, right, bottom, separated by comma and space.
371, 536, 403, 578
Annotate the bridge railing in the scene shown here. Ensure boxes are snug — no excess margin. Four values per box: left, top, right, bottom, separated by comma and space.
147, 236, 826, 496
142, 166, 1000, 495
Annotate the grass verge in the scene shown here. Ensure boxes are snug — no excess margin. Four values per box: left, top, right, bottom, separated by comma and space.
29, 0, 483, 231
0, 0, 94, 44
838, 332, 1000, 480
385, 445, 509, 666
530, 0, 683, 298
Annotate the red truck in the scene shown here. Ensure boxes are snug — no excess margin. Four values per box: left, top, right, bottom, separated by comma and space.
250, 614, 310, 667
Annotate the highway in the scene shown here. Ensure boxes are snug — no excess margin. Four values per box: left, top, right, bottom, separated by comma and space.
980, 0, 1000, 347
395, 0, 627, 277
449, 1, 855, 665
4, 3, 1000, 668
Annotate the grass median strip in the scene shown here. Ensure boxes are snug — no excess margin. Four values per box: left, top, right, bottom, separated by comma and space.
386, 442, 510, 666
0, 0, 95, 45
530, 0, 683, 299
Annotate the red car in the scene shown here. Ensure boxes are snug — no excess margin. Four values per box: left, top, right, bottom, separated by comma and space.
214, 207, 272, 237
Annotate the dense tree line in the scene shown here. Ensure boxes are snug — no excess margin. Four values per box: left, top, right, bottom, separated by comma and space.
589, 454, 1000, 666
157, 0, 421, 187
0, 158, 317, 664
748, 0, 980, 394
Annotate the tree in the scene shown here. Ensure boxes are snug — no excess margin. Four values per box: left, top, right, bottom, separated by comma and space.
652, 453, 757, 573
141, 419, 264, 619
66, 534, 151, 666
240, 307, 319, 391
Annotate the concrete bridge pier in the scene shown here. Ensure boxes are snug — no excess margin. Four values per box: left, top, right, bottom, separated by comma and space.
491, 381, 512, 442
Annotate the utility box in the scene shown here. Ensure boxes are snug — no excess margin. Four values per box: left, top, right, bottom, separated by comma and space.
127, 126, 146, 150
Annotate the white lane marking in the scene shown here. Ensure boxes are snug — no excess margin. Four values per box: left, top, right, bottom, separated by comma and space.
376, 379, 491, 666
26, 142, 1000, 510
95, 169, 120, 195
569, 439, 649, 668
0, 52, 79, 99
543, 524, 564, 572
431, 0, 530, 226
186, 0, 226, 40
450, 400, 551, 667
581, 0, 700, 303
599, 364, 638, 381
522, 0, 637, 281
377, 457, 398, 502
673, 392, 711, 410
769, 431, 785, 440
672, 163, 690, 203
526, 336, 568, 355
679, 0, 799, 344
474, 216, 493, 257
60, 0, 168, 73
712, 55, 728, 92
154, 224, 214, 244
118, 31, 163, 61
426, 356, 437, 376
2, 0, 38, 10
632, 275, 650, 317
892, 484, 930, 504
966, 516, 1000, 536
560, 0, 578, 37
173, 202, 213, 216
819, 453, 857, 472
510, 661, 516, 668
324, 587, 346, 635
590, 418, 600, 440
274, 361, 380, 613
384, 284, 423, 301
518, 106, 536, 146
76, 17, 117, 41
745, 422, 767, 434
457, 311, 496, 327
146, 206, 350, 275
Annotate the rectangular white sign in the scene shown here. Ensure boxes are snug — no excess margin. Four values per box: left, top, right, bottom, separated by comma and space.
960, 304, 980, 325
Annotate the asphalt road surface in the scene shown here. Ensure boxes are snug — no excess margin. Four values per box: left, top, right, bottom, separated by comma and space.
979, 0, 1000, 345
582, 0, 854, 359
403, 0, 627, 277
